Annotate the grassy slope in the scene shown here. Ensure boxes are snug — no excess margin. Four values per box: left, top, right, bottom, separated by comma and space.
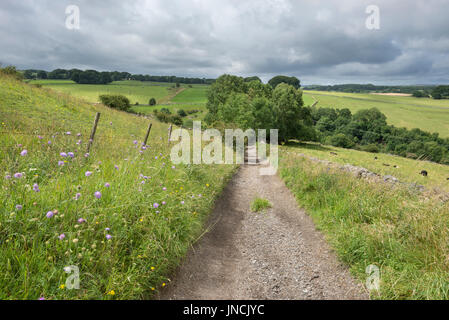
303, 90, 449, 137
29, 80, 176, 105
283, 142, 449, 192
31, 79, 209, 117
0, 75, 237, 299
279, 150, 449, 299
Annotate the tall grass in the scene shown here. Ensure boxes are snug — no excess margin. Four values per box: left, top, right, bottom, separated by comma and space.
0, 74, 237, 299
279, 152, 449, 299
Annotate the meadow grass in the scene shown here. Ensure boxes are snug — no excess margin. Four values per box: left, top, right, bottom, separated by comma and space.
0, 74, 237, 299
279, 153, 449, 299
250, 197, 272, 213
282, 142, 449, 192
29, 80, 178, 105
303, 90, 449, 137
170, 86, 209, 104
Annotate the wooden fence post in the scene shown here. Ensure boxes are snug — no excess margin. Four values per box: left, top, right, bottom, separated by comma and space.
168, 124, 173, 146
86, 112, 100, 154
143, 122, 152, 146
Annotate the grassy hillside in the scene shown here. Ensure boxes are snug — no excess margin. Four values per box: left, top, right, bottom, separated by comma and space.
303, 90, 449, 137
0, 74, 237, 299
280, 149, 449, 299
283, 142, 449, 192
30, 79, 210, 106
29, 80, 179, 105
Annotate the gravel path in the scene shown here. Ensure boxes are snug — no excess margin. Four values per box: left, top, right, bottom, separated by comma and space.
158, 151, 368, 300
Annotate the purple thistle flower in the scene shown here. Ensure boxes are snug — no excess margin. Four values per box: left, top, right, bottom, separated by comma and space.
77, 133, 81, 137
77, 218, 86, 224
153, 203, 159, 208
17, 144, 22, 148
198, 194, 202, 197
105, 227, 110, 231
181, 201, 185, 205
60, 152, 67, 157
85, 171, 92, 177
16, 204, 23, 211
163, 187, 167, 191
162, 201, 166, 205
172, 166, 175, 169
33, 183, 40, 192
38, 135, 43, 139
58, 161, 64, 166
141, 181, 145, 184
14, 172, 23, 179
58, 233, 65, 240
106, 234, 112, 240
48, 141, 51, 145
75, 193, 81, 200
155, 156, 158, 160
133, 140, 138, 145
38, 297, 45, 301
68, 152, 75, 158
84, 153, 89, 158
94, 191, 102, 199
20, 150, 28, 156
5, 175, 11, 180
66, 132, 71, 135
114, 165, 119, 170
76, 140, 81, 145
104, 182, 110, 188
46, 211, 54, 218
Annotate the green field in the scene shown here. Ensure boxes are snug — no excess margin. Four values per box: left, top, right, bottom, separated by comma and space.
170, 85, 209, 104
303, 90, 449, 137
0, 74, 236, 299
29, 80, 210, 107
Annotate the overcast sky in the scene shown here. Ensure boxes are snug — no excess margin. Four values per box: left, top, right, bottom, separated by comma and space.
1, 0, 448, 85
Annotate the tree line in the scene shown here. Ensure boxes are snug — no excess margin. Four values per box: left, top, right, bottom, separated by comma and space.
22, 68, 215, 85
311, 107, 449, 164
205, 74, 449, 165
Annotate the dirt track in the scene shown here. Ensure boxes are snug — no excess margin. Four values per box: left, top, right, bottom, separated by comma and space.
158, 156, 368, 300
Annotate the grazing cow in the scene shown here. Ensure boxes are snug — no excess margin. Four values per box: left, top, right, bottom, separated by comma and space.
374, 156, 378, 160
420, 170, 428, 177
382, 163, 390, 167
330, 152, 338, 155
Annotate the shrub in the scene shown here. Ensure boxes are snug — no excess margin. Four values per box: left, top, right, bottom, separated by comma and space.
0, 65, 24, 80
177, 109, 187, 117
149, 98, 156, 106
153, 110, 183, 126
325, 133, 355, 149
99, 94, 131, 112
361, 144, 380, 153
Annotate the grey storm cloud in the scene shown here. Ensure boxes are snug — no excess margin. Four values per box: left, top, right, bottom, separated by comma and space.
1, 0, 449, 84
